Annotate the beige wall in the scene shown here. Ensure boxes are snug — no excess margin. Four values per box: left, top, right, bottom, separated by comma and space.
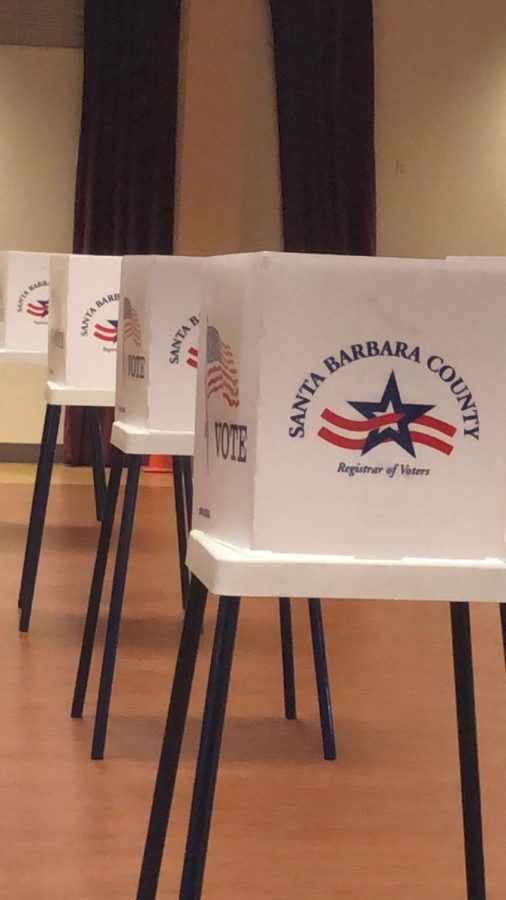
375, 0, 506, 258
176, 0, 282, 255
0, 46, 83, 444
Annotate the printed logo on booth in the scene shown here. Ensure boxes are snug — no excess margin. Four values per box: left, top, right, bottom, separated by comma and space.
205, 326, 239, 408
80, 292, 119, 353
17, 281, 49, 326
204, 325, 246, 475
123, 297, 142, 347
169, 315, 199, 366
123, 296, 145, 380
94, 320, 118, 343
318, 371, 457, 458
287, 338, 480, 482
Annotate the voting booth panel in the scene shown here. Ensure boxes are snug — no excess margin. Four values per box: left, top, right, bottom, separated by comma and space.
193, 252, 506, 560
0, 251, 50, 354
116, 255, 201, 433
48, 254, 122, 391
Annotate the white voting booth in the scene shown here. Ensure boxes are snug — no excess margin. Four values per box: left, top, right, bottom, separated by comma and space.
112, 255, 201, 455
73, 255, 205, 761
18, 253, 123, 634
192, 252, 506, 565
0, 251, 50, 362
47, 253, 122, 405
136, 253, 505, 900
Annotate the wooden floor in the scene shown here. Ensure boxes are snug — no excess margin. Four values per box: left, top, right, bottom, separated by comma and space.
0, 464, 505, 899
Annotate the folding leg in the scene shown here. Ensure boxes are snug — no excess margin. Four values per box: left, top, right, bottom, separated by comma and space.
86, 406, 107, 522
450, 602, 486, 900
178, 596, 240, 900
18, 404, 61, 632
71, 446, 125, 718
278, 597, 297, 719
308, 599, 337, 760
91, 455, 141, 759
136, 577, 208, 900
173, 456, 189, 608
500, 604, 506, 672
182, 456, 193, 530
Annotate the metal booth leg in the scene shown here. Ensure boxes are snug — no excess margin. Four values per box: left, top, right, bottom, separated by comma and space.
136, 577, 208, 900
71, 446, 124, 718
308, 599, 337, 761
86, 406, 107, 522
173, 456, 190, 608
90, 454, 141, 759
278, 598, 297, 719
178, 596, 240, 900
18, 403, 61, 631
450, 602, 486, 900
182, 456, 193, 530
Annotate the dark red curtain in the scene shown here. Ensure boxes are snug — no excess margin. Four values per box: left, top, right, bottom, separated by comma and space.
269, 0, 376, 255
65, 0, 182, 463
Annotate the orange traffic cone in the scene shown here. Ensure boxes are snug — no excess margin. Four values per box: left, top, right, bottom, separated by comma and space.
143, 454, 172, 473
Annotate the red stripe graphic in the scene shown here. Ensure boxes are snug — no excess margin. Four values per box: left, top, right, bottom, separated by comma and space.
409, 431, 454, 456
27, 302, 48, 317
318, 407, 456, 455
415, 414, 457, 438
94, 323, 117, 342
321, 408, 403, 432
317, 427, 367, 450
186, 345, 198, 368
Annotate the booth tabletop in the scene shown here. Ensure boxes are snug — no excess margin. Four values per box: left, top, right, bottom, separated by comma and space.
187, 529, 506, 603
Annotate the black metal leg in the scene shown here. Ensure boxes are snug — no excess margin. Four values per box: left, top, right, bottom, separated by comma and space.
500, 604, 506, 672
86, 406, 107, 522
308, 598, 337, 761
279, 598, 297, 720
136, 577, 208, 900
18, 404, 61, 631
173, 456, 189, 609
182, 456, 193, 531
450, 602, 486, 900
179, 596, 240, 900
71, 446, 125, 718
91, 455, 141, 759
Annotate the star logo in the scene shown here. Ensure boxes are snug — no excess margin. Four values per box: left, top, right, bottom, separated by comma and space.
348, 371, 434, 457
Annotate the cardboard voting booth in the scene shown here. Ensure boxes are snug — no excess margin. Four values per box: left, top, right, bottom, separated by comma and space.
193, 252, 506, 560
48, 254, 122, 391
0, 251, 50, 356
115, 255, 201, 433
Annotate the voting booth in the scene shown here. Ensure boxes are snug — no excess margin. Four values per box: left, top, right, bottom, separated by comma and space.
0, 251, 50, 360
114, 255, 201, 445
18, 253, 123, 634
193, 252, 506, 560
74, 255, 203, 759
136, 252, 506, 900
48, 253, 122, 396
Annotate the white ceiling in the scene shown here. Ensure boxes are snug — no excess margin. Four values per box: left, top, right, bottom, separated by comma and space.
0, 0, 84, 48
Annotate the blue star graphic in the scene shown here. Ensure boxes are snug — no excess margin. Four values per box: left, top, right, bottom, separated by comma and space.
348, 371, 434, 458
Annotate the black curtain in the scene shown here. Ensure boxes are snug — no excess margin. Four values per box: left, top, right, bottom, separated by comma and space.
269, 0, 376, 256
65, 0, 182, 463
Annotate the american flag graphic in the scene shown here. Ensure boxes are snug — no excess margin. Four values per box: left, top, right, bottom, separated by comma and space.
94, 320, 118, 343
186, 346, 198, 368
27, 299, 49, 318
123, 298, 141, 347
318, 408, 456, 456
206, 326, 239, 407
